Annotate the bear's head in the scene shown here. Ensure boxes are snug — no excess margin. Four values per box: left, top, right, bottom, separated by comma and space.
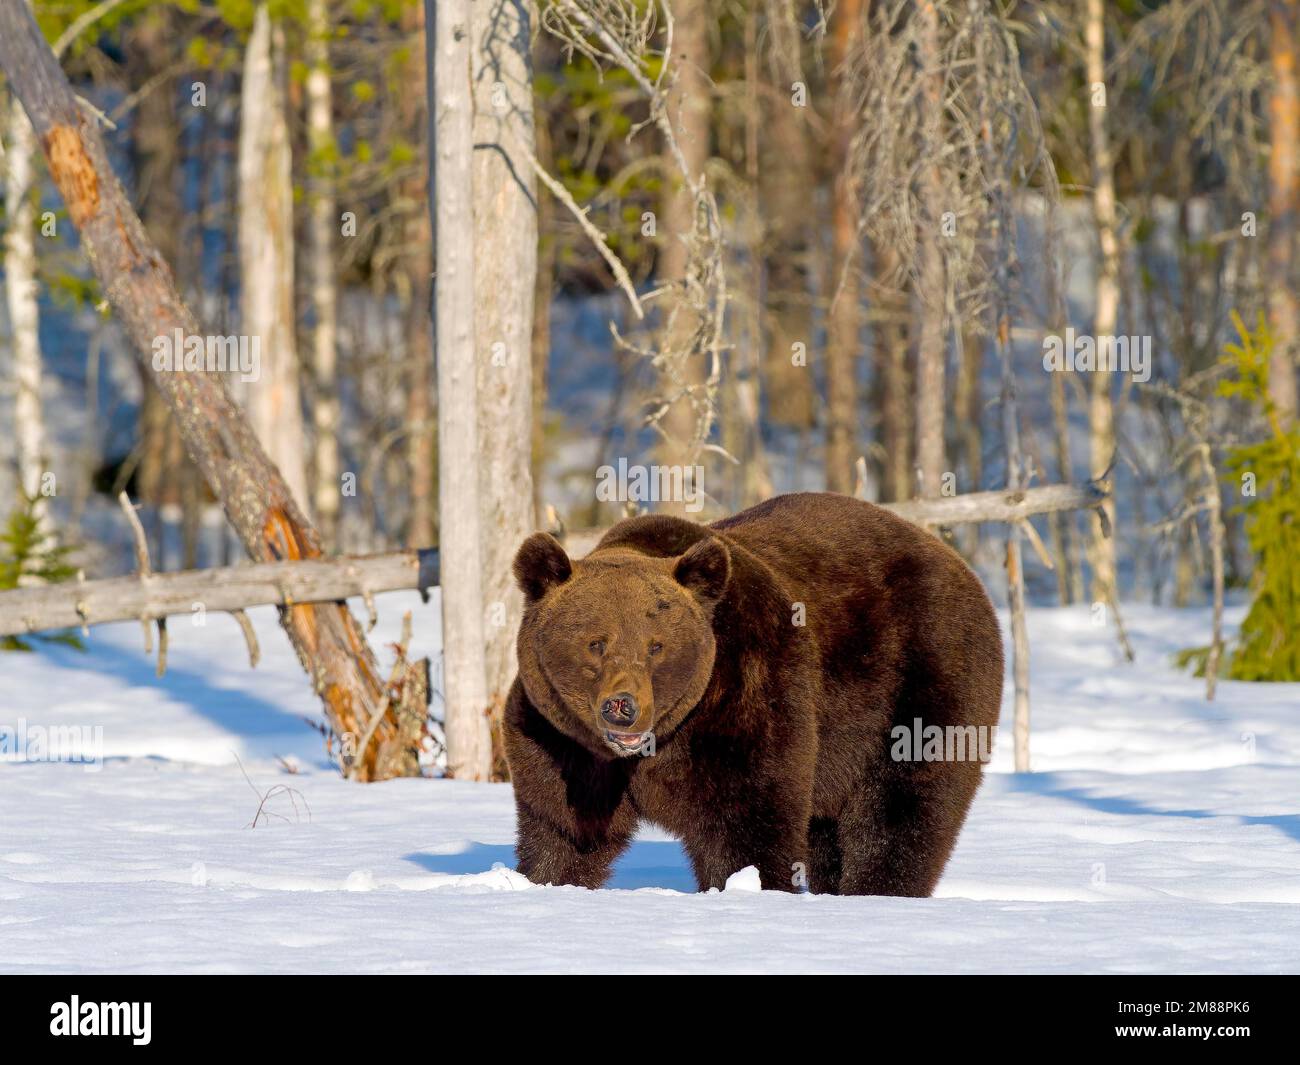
512, 532, 731, 758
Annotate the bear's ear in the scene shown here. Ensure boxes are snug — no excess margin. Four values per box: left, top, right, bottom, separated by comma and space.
513, 532, 572, 603
673, 536, 731, 604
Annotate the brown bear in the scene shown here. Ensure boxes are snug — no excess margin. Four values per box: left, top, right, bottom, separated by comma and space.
504, 491, 1003, 896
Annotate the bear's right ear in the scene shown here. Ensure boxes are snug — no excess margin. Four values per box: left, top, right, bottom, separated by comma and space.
673, 536, 731, 604
513, 532, 572, 603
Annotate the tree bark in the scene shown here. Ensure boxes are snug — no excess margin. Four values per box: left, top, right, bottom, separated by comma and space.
914, 0, 947, 500
0, 548, 439, 638
127, 5, 191, 565
404, 3, 436, 549
471, 0, 539, 775
429, 0, 493, 780
3, 86, 48, 530
825, 0, 862, 495
0, 0, 423, 782
874, 244, 912, 502
1268, 0, 1300, 428
306, 0, 341, 548
1085, 0, 1119, 601
238, 4, 310, 509
656, 0, 711, 500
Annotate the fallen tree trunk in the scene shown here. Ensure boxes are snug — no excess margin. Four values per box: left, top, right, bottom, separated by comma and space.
559, 482, 1109, 557
0, 3, 424, 781
0, 550, 439, 639
880, 482, 1108, 527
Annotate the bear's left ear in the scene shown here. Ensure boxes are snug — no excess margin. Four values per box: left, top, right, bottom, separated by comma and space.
673, 536, 731, 604
513, 532, 572, 603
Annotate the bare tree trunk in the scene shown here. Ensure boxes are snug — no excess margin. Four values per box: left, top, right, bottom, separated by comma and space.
1269, 0, 1300, 428
953, 326, 983, 490
1085, 0, 1119, 601
3, 87, 47, 529
471, 0, 538, 775
656, 0, 710, 502
914, 0, 947, 500
430, 0, 492, 780
532, 73, 555, 526
972, 1, 1030, 771
238, 4, 310, 509
404, 4, 436, 549
826, 0, 863, 495
1043, 225, 1081, 603
0, 0, 425, 781
735, 7, 773, 507
127, 6, 189, 565
875, 245, 912, 502
762, 14, 816, 438
306, 0, 341, 548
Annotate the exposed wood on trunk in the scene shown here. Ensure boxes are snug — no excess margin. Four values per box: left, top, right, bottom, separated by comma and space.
429, 0, 493, 780
0, 0, 424, 782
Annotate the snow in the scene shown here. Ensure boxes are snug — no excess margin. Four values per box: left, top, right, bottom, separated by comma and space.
1, 591, 1298, 974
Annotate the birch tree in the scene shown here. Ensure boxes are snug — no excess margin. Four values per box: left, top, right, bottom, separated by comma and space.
3, 85, 48, 532
1085, 0, 1119, 601
238, 3, 310, 509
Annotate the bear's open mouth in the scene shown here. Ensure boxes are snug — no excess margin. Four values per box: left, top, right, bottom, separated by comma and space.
604, 729, 647, 754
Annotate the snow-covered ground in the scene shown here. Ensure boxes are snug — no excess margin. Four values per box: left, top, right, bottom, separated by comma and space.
1, 593, 1297, 974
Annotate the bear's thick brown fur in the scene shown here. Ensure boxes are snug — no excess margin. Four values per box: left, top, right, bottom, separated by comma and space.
504, 492, 1003, 896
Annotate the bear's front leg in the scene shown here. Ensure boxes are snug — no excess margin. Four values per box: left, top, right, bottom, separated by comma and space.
514, 800, 634, 889
504, 681, 639, 889
680, 786, 809, 893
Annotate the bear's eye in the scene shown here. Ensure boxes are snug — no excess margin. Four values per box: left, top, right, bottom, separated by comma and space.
588, 639, 606, 656
648, 641, 663, 656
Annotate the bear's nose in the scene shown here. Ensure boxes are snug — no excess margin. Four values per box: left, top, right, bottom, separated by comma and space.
600, 692, 638, 726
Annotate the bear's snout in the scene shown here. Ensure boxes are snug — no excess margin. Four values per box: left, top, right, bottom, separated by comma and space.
599, 692, 638, 727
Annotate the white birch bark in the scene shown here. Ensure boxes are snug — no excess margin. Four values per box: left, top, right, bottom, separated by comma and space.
1085, 0, 1119, 602
4, 88, 49, 529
